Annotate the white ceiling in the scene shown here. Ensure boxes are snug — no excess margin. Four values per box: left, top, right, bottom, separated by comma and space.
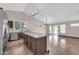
0, 3, 27, 12
0, 3, 79, 24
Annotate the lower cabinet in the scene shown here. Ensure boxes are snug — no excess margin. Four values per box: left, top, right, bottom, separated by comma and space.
22, 34, 28, 45
31, 38, 37, 54
25, 35, 28, 45
18, 32, 23, 39
20, 33, 47, 55
36, 37, 47, 55
29, 36, 47, 55
27, 36, 32, 49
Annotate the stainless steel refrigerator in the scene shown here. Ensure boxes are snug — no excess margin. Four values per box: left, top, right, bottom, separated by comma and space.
3, 9, 9, 54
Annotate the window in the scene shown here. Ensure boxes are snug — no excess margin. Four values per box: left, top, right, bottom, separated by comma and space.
23, 22, 27, 28
49, 25, 53, 34
14, 20, 28, 30
70, 23, 79, 27
20, 22, 24, 29
15, 21, 21, 30
60, 24, 66, 34
53, 25, 58, 34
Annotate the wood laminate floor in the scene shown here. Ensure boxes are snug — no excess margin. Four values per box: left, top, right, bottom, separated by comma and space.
47, 35, 79, 55
4, 35, 79, 55
4, 39, 33, 55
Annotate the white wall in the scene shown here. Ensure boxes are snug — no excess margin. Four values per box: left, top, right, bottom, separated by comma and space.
56, 21, 79, 38
0, 8, 3, 54
6, 10, 46, 33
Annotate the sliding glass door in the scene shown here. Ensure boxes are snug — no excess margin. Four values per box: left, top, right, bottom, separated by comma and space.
49, 24, 58, 35
49, 25, 53, 35
53, 25, 58, 35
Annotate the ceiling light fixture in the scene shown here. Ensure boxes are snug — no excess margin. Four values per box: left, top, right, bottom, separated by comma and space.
32, 4, 39, 16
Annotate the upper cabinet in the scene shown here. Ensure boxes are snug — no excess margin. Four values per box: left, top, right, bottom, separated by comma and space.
8, 21, 13, 28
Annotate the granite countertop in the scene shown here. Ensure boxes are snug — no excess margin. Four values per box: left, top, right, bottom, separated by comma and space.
23, 31, 47, 38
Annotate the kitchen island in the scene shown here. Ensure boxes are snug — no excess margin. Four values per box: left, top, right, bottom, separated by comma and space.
18, 32, 47, 55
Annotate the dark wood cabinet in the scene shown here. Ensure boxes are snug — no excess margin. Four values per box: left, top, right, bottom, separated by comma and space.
24, 35, 28, 45
18, 33, 28, 45
25, 34, 47, 55
36, 37, 47, 55
31, 36, 47, 55
18, 32, 23, 39
31, 38, 37, 54
18, 32, 47, 55
27, 37, 32, 49
8, 21, 13, 28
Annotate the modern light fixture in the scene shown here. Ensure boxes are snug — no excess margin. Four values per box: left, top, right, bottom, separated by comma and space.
32, 4, 39, 16
32, 9, 38, 16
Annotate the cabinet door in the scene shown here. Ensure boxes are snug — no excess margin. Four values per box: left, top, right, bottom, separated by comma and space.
37, 37, 47, 55
8, 21, 13, 28
31, 38, 37, 54
23, 34, 26, 44
18, 33, 23, 39
25, 35, 28, 45
27, 36, 31, 49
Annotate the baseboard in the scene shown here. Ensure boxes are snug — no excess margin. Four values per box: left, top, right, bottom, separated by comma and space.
58, 35, 79, 39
